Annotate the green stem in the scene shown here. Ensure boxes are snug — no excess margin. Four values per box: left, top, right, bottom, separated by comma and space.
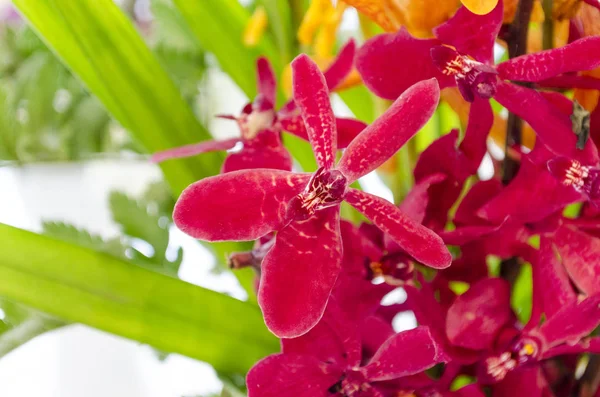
542, 0, 554, 50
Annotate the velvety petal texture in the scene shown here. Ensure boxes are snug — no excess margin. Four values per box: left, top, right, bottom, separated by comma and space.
446, 278, 511, 351
356, 30, 453, 100
338, 79, 440, 183
497, 36, 600, 82
258, 207, 342, 338
344, 189, 452, 269
433, 1, 503, 63
247, 354, 340, 397
553, 225, 600, 295
292, 54, 337, 170
363, 327, 445, 381
173, 170, 309, 241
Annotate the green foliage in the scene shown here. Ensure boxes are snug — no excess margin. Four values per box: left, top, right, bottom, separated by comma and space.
0, 222, 278, 374
511, 263, 533, 324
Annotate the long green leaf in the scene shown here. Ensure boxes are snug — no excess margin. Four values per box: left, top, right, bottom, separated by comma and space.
12, 0, 223, 195
0, 223, 277, 373
172, 0, 282, 99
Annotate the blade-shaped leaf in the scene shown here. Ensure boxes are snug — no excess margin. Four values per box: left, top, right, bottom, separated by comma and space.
0, 223, 277, 374
12, 0, 223, 195
172, 0, 283, 99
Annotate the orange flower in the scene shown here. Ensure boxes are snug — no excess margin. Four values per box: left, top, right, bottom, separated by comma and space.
461, 0, 500, 15
573, 3, 600, 111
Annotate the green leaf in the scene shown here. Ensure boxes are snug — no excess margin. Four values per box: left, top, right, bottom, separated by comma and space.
43, 221, 128, 259
0, 223, 278, 373
171, 0, 282, 99
511, 263, 533, 325
12, 0, 223, 195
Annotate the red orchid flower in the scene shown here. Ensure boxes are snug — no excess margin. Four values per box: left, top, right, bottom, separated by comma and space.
152, 40, 367, 173
247, 300, 447, 397
172, 54, 451, 338
356, 2, 600, 163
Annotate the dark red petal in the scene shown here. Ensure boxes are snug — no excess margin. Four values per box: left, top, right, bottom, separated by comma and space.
459, 97, 493, 168
258, 207, 342, 338
479, 158, 582, 224
492, 367, 548, 397
454, 179, 503, 225
538, 75, 600, 90
497, 36, 600, 82
256, 57, 277, 106
356, 30, 453, 100
335, 117, 367, 148
542, 337, 600, 358
446, 278, 511, 351
338, 79, 440, 183
344, 189, 452, 269
532, 237, 577, 320
247, 354, 341, 397
323, 39, 356, 91
221, 138, 293, 173
360, 315, 396, 360
363, 326, 446, 382
494, 81, 599, 164
553, 225, 600, 295
399, 173, 448, 224
283, 299, 361, 368
173, 169, 309, 241
292, 54, 337, 170
537, 293, 600, 349
433, 1, 503, 63
151, 138, 239, 163
440, 224, 504, 246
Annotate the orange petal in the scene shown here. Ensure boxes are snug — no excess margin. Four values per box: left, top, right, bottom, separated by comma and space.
460, 0, 499, 15
243, 6, 268, 47
340, 0, 405, 32
397, 0, 461, 38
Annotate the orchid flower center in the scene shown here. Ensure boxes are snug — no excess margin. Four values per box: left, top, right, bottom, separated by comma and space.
431, 45, 498, 103
368, 253, 414, 286
484, 336, 540, 381
327, 370, 372, 397
548, 157, 600, 200
287, 167, 348, 221
239, 108, 276, 140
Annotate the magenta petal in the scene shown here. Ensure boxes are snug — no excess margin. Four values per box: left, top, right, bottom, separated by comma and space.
323, 39, 356, 91
335, 117, 367, 148
151, 138, 239, 163
494, 81, 599, 164
221, 133, 293, 172
446, 278, 511, 351
173, 169, 309, 241
497, 36, 600, 82
399, 173, 448, 224
553, 225, 600, 295
363, 327, 446, 382
344, 189, 452, 269
538, 293, 600, 349
433, 2, 503, 63
247, 354, 341, 397
283, 299, 361, 368
356, 30, 453, 100
258, 207, 342, 338
538, 75, 600, 90
256, 57, 277, 106
338, 79, 440, 183
292, 54, 337, 170
459, 97, 493, 168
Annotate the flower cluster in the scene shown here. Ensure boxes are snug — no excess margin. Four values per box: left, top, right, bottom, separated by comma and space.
162, 0, 600, 395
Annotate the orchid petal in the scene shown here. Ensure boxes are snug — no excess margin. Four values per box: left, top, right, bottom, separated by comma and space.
454, 179, 502, 225
283, 299, 361, 368
247, 354, 341, 397
356, 30, 453, 100
459, 97, 493, 168
292, 54, 337, 170
173, 169, 310, 241
345, 189, 452, 269
538, 75, 600, 90
280, 114, 366, 149
494, 81, 599, 164
446, 278, 511, 350
399, 173, 448, 224
493, 367, 548, 397
151, 138, 239, 163
497, 36, 600, 82
256, 57, 277, 106
553, 225, 600, 295
363, 327, 446, 382
323, 39, 356, 91
460, 0, 499, 15
478, 155, 582, 224
360, 315, 396, 360
434, 1, 503, 63
259, 206, 342, 338
338, 79, 440, 183
532, 237, 577, 319
538, 293, 600, 348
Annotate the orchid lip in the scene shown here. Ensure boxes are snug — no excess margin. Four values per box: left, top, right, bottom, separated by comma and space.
484, 336, 541, 381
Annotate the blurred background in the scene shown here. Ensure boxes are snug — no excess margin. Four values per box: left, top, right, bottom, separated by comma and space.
0, 0, 375, 396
